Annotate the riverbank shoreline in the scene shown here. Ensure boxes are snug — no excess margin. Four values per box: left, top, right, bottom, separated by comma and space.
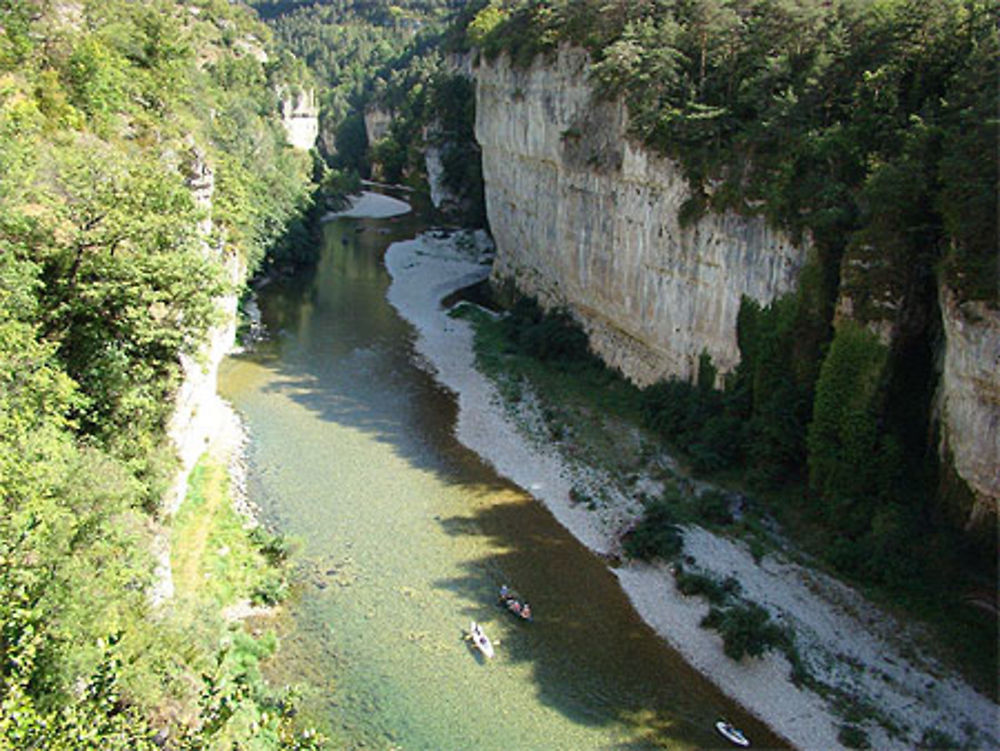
380, 215, 998, 750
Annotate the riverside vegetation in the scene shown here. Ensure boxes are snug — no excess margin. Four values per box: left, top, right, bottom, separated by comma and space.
0, 0, 321, 746
455, 290, 995, 736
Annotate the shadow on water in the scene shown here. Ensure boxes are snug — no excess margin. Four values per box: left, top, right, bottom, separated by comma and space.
433, 499, 788, 750
226, 206, 791, 750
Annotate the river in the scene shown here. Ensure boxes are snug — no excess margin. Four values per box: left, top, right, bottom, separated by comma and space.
218, 197, 785, 750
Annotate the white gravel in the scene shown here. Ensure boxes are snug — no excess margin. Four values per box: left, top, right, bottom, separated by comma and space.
322, 190, 412, 220
381, 221, 1000, 751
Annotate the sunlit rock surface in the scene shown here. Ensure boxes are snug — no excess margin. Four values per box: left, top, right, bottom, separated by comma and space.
475, 46, 806, 385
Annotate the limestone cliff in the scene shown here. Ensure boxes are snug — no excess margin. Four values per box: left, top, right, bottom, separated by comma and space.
280, 87, 319, 151
165, 149, 242, 517
475, 47, 805, 386
425, 140, 455, 212
937, 286, 1000, 521
364, 106, 394, 146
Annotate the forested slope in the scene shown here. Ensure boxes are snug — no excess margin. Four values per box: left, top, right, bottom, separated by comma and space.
0, 0, 316, 746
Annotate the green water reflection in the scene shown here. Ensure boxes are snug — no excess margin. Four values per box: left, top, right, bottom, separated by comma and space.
218, 209, 787, 750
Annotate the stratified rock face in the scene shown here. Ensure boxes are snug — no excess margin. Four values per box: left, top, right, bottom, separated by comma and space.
280, 88, 318, 151
938, 285, 1000, 522
475, 47, 806, 385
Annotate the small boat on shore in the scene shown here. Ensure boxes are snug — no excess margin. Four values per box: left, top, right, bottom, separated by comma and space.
498, 585, 532, 621
469, 621, 494, 659
715, 720, 750, 747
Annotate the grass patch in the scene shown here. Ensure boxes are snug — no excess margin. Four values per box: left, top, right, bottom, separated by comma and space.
164, 454, 319, 747
171, 455, 287, 610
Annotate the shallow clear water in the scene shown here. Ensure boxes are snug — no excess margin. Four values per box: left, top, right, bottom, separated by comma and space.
219, 208, 786, 750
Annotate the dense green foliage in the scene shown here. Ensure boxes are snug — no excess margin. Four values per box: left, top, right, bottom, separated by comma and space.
0, 0, 316, 745
501, 297, 593, 365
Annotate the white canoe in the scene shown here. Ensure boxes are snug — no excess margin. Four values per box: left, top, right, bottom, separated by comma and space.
469, 621, 494, 659
715, 720, 750, 747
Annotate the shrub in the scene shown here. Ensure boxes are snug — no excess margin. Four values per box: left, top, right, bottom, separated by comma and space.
693, 490, 735, 526
249, 525, 291, 566
674, 568, 739, 605
838, 724, 871, 749
623, 501, 684, 561
701, 603, 787, 661
503, 297, 591, 365
640, 378, 700, 437
918, 728, 959, 749
251, 573, 288, 606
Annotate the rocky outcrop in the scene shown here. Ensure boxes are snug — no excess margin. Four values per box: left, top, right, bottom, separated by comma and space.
364, 106, 393, 146
280, 87, 318, 151
425, 141, 453, 211
424, 123, 473, 217
474, 47, 806, 386
937, 286, 1000, 523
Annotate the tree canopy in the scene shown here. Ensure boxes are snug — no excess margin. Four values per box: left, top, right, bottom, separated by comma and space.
0, 0, 315, 745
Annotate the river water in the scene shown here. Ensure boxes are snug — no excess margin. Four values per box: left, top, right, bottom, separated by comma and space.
219, 202, 785, 750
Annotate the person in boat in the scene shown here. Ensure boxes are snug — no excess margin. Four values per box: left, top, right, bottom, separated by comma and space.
521, 602, 531, 619
508, 599, 522, 615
